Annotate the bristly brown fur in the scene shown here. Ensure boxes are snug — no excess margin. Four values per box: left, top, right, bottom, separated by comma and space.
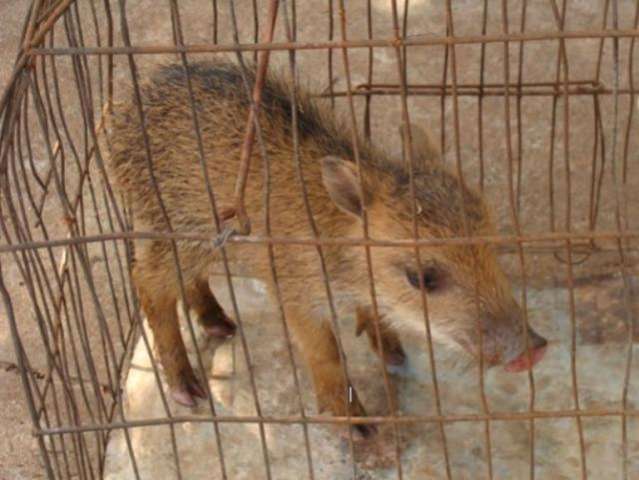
106, 60, 545, 429
109, 61, 484, 234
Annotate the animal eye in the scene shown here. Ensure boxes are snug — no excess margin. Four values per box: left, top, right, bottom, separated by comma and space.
406, 267, 442, 292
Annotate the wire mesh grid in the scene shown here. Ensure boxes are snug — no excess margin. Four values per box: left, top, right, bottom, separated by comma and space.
0, 0, 638, 479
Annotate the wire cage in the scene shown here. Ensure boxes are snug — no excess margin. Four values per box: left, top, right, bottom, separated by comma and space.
1, 0, 638, 479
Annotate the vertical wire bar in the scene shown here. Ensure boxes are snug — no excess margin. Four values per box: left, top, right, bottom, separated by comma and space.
327, 0, 335, 111
102, 0, 114, 111
621, 2, 639, 186
278, 2, 317, 478
546, 0, 567, 238
401, 0, 409, 84
252, 0, 259, 63
500, 3, 542, 479
88, 0, 104, 109
363, 0, 373, 140
411, 4, 453, 479
339, 1, 405, 478
477, 0, 488, 192
588, 0, 610, 240
610, 4, 638, 478
547, 2, 588, 478
515, 0, 528, 213
439, 22, 450, 159
478, 3, 493, 474
444, 3, 493, 478
211, 0, 218, 44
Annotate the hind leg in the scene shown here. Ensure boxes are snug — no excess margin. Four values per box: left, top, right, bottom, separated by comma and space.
185, 277, 236, 338
136, 276, 207, 407
133, 243, 207, 407
356, 306, 406, 367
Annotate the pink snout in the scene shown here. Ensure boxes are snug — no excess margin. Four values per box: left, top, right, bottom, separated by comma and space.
504, 328, 548, 373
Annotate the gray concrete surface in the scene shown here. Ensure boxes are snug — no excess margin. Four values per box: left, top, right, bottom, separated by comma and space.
1, 1, 639, 479
104, 277, 639, 479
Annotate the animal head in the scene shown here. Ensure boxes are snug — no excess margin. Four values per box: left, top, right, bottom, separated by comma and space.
320, 124, 546, 370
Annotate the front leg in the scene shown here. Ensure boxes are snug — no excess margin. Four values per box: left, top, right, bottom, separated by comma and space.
286, 309, 376, 439
355, 306, 406, 367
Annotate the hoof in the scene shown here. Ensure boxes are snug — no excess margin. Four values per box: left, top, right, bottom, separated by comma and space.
170, 372, 207, 407
202, 314, 237, 339
353, 422, 378, 441
341, 422, 378, 442
383, 347, 406, 367
204, 320, 237, 338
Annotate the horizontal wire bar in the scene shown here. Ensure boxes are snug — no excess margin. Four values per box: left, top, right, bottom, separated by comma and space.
321, 82, 638, 98
25, 28, 639, 57
1, 228, 638, 254
35, 407, 639, 436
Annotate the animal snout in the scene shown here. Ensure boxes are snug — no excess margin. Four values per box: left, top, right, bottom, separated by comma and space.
504, 327, 547, 373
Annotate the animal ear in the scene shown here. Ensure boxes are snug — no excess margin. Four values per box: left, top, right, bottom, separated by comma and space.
399, 123, 441, 166
320, 156, 366, 218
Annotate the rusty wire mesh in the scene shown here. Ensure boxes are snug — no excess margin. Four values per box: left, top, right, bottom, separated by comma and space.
0, 0, 638, 479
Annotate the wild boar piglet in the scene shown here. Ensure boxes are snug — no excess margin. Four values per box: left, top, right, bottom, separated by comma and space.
108, 61, 547, 437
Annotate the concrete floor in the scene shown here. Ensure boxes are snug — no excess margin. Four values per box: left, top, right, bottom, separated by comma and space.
103, 277, 639, 480
1, 1, 639, 479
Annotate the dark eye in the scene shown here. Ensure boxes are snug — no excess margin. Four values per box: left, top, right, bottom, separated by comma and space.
406, 267, 442, 292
